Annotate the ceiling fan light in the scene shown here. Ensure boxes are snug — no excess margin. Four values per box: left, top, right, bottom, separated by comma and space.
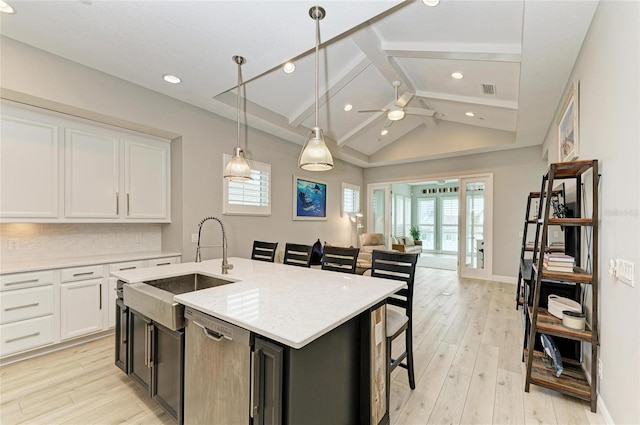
422, 0, 440, 6
388, 108, 405, 121
0, 1, 15, 13
224, 147, 252, 181
299, 127, 333, 171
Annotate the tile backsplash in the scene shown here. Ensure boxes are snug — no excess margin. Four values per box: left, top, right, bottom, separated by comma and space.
0, 223, 162, 263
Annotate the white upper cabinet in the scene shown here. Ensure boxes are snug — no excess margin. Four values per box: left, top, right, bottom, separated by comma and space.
124, 138, 170, 220
1, 101, 171, 223
65, 128, 120, 218
0, 113, 60, 218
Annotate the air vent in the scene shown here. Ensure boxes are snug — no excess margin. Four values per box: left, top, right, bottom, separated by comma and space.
482, 83, 496, 95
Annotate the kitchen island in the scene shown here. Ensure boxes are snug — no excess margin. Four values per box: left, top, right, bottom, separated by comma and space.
112, 257, 404, 425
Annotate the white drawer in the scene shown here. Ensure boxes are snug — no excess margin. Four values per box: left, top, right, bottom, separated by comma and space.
60, 265, 104, 283
147, 257, 179, 267
109, 261, 145, 274
1, 315, 55, 357
0, 285, 54, 324
0, 270, 55, 291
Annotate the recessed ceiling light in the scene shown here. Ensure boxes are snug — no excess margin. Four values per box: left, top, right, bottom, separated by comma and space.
422, 0, 440, 6
343, 104, 353, 112
451, 72, 463, 80
465, 111, 475, 117
0, 1, 16, 13
381, 129, 389, 136
163, 74, 182, 84
283, 62, 296, 74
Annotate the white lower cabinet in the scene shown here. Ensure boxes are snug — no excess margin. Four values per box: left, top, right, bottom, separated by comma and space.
1, 315, 55, 356
60, 278, 104, 340
1, 254, 181, 360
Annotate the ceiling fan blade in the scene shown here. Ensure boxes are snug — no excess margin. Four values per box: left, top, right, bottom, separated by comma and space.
404, 107, 436, 117
358, 109, 389, 113
395, 92, 414, 108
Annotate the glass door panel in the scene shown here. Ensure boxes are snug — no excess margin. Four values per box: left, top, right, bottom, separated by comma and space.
368, 184, 391, 247
459, 176, 492, 279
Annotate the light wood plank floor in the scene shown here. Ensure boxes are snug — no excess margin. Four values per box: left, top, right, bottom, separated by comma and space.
1, 268, 605, 425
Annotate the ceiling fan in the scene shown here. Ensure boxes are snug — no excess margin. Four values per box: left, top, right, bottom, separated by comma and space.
358, 80, 435, 128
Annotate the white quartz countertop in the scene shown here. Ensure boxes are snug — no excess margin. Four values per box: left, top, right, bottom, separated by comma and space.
112, 257, 404, 349
0, 251, 181, 274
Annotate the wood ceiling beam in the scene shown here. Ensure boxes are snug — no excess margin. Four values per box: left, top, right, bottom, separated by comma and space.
416, 90, 519, 110
288, 58, 371, 128
383, 43, 522, 62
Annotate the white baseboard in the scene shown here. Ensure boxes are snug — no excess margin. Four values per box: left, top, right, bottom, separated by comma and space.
492, 274, 517, 284
598, 395, 614, 425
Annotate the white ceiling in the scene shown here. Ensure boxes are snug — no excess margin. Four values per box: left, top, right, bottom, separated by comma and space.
0, 0, 599, 168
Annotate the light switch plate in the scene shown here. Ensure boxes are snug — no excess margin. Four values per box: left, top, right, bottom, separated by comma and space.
617, 259, 634, 287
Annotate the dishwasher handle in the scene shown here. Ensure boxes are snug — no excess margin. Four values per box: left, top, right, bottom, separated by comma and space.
192, 320, 224, 342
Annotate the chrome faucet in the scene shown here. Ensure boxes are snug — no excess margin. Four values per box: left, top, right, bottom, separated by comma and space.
195, 216, 233, 274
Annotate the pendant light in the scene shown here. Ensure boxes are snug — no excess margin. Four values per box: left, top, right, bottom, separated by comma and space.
299, 6, 334, 171
224, 55, 252, 181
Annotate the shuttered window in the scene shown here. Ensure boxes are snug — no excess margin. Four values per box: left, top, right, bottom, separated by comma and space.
223, 155, 271, 215
441, 196, 459, 252
342, 183, 360, 216
418, 198, 436, 250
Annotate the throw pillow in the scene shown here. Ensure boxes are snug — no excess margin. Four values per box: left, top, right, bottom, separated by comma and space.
405, 237, 415, 247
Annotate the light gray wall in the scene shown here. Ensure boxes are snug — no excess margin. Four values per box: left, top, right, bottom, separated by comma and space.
0, 37, 364, 261
540, 1, 640, 422
364, 146, 547, 277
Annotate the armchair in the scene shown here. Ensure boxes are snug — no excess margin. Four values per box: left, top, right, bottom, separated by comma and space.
358, 233, 387, 265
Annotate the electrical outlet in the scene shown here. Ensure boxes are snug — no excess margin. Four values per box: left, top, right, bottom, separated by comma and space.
135, 234, 143, 243
598, 358, 603, 380
8, 238, 20, 250
191, 234, 198, 243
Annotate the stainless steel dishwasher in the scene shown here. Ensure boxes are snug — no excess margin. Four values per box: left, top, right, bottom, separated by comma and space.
183, 307, 251, 425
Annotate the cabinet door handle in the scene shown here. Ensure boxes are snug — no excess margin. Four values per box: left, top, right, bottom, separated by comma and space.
148, 325, 154, 368
250, 350, 257, 419
99, 283, 102, 310
156, 262, 171, 266
144, 323, 148, 366
120, 313, 127, 345
126, 193, 130, 216
5, 302, 39, 312
6, 332, 40, 343
119, 266, 137, 271
116, 192, 119, 215
73, 271, 94, 277
5, 279, 39, 286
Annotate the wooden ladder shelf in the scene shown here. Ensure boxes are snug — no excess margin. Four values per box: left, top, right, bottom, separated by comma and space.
523, 159, 599, 413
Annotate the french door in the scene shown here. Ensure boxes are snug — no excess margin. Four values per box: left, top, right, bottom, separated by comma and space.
459, 175, 493, 279
367, 183, 392, 247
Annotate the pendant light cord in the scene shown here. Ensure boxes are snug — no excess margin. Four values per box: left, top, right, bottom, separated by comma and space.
236, 60, 241, 149
314, 10, 320, 129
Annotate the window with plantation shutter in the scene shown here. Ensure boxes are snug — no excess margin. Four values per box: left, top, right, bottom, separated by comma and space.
342, 183, 360, 216
222, 155, 271, 215
441, 196, 459, 252
418, 198, 436, 250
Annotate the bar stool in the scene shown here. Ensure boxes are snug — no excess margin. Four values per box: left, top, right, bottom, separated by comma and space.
321, 246, 360, 274
283, 243, 313, 267
370, 250, 419, 402
251, 241, 278, 262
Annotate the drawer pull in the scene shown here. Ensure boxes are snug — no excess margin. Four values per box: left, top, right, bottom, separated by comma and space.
72, 272, 94, 277
5, 302, 40, 312
99, 284, 103, 310
119, 266, 137, 271
6, 332, 40, 343
156, 262, 171, 266
116, 192, 120, 215
5, 279, 39, 286
127, 193, 130, 216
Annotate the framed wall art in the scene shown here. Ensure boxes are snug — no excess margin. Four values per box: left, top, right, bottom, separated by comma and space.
293, 175, 327, 220
558, 80, 580, 163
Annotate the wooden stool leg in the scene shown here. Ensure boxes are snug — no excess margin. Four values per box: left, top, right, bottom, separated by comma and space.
406, 325, 415, 390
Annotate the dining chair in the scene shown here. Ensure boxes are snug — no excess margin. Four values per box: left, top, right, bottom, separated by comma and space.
321, 245, 360, 274
370, 250, 419, 400
251, 240, 278, 263
283, 243, 313, 267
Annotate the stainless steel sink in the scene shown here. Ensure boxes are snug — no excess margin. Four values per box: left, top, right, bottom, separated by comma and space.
123, 274, 234, 330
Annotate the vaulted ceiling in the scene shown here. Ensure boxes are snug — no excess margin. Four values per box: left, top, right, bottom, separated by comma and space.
0, 0, 599, 167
